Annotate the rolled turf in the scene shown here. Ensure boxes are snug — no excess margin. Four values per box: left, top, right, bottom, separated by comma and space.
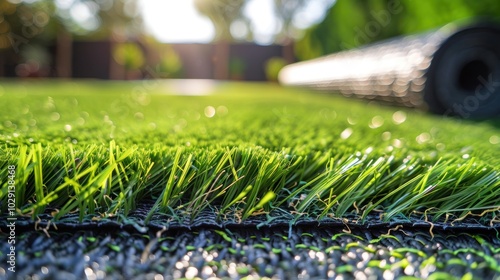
0, 80, 499, 279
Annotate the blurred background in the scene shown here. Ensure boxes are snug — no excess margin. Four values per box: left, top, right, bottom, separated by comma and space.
0, 0, 499, 82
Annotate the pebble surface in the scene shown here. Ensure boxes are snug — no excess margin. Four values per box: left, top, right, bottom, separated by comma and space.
1, 225, 499, 280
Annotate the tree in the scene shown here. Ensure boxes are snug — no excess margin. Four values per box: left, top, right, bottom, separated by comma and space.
0, 0, 60, 76
52, 0, 142, 39
272, 0, 310, 63
193, 0, 246, 79
1, 0, 144, 77
273, 0, 307, 43
193, 0, 246, 41
53, 0, 143, 78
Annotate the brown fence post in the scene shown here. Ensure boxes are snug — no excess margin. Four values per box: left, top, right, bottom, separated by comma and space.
56, 29, 72, 78
213, 41, 229, 80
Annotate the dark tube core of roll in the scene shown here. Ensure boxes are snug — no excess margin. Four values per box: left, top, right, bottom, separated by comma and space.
425, 23, 500, 118
458, 60, 492, 92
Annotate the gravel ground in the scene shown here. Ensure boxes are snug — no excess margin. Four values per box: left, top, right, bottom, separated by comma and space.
1, 223, 499, 280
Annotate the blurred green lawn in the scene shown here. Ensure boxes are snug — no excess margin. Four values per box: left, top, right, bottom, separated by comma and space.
1, 80, 499, 164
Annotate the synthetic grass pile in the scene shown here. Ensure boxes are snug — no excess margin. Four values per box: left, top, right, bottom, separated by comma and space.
2, 143, 500, 226
0, 80, 499, 225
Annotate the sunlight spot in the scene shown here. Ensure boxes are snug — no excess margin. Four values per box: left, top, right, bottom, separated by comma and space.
70, 2, 99, 31
392, 111, 407, 125
369, 116, 384, 128
76, 117, 85, 125
134, 112, 144, 120
103, 115, 114, 126
354, 271, 368, 280
392, 139, 403, 148
381, 131, 391, 141
45, 97, 56, 110
489, 135, 499, 144
217, 105, 228, 116
64, 124, 72, 131
140, 0, 214, 43
308, 250, 316, 259
51, 112, 60, 121
204, 106, 216, 118
230, 20, 249, 40
316, 252, 326, 262
416, 132, 431, 144
404, 265, 415, 275
227, 263, 237, 276
436, 143, 445, 151
383, 270, 394, 279
347, 117, 357, 125
340, 128, 353, 139
462, 154, 470, 159
96, 271, 105, 279
84, 267, 96, 280
202, 266, 213, 276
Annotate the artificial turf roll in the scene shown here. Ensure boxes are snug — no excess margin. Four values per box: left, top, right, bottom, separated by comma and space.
279, 20, 500, 118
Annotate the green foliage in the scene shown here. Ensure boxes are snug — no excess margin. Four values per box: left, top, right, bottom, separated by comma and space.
229, 57, 246, 79
0, 81, 499, 223
1, 0, 142, 43
265, 57, 287, 82
158, 45, 183, 78
113, 43, 145, 70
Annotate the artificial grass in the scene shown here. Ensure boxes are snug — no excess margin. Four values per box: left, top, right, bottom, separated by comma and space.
0, 80, 499, 225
